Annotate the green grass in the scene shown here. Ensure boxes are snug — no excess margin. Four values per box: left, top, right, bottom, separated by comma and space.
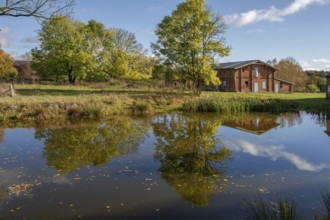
183, 92, 329, 115
0, 84, 191, 120
0, 84, 329, 121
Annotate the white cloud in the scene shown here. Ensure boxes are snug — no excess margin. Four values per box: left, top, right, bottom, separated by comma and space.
0, 27, 11, 48
22, 35, 39, 44
227, 140, 329, 172
312, 58, 330, 64
246, 27, 265, 34
147, 6, 161, 13
224, 0, 328, 27
299, 60, 311, 69
144, 28, 155, 36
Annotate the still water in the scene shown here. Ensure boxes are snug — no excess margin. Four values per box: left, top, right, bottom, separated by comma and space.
0, 112, 329, 219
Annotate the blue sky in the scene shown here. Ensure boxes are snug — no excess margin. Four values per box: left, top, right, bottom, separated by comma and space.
1, 0, 330, 70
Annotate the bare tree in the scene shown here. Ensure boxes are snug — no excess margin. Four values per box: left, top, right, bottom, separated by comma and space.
0, 0, 74, 20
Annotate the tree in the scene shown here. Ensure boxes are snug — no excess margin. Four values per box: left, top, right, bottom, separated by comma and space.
152, 0, 230, 94
32, 16, 95, 84
0, 49, 17, 79
275, 57, 308, 92
0, 0, 74, 20
106, 28, 153, 80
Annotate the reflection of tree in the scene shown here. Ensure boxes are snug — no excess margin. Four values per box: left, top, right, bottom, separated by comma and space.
0, 129, 4, 144
152, 114, 231, 206
277, 113, 302, 128
36, 118, 148, 174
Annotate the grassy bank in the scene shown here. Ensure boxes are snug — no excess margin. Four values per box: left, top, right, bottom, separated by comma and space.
183, 92, 330, 115
0, 84, 329, 121
0, 84, 191, 121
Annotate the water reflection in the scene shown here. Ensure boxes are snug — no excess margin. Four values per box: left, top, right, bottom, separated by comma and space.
152, 114, 232, 206
326, 120, 330, 136
277, 112, 302, 128
35, 117, 149, 174
228, 140, 329, 172
222, 114, 279, 135
0, 129, 4, 144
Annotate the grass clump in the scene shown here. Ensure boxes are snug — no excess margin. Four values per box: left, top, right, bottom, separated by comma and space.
131, 101, 153, 115
247, 197, 299, 220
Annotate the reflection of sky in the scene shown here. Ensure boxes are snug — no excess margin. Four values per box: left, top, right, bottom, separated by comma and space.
219, 113, 330, 173
226, 139, 329, 172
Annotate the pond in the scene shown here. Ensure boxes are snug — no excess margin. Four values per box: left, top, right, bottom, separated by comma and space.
0, 112, 329, 219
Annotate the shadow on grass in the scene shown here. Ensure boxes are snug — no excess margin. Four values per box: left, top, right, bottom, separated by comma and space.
16, 88, 193, 97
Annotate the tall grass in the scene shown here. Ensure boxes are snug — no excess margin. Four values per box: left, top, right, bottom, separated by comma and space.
321, 192, 330, 219
248, 197, 299, 220
183, 93, 330, 114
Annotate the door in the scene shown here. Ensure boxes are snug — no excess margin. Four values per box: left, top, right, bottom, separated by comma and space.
275, 84, 279, 93
254, 82, 259, 93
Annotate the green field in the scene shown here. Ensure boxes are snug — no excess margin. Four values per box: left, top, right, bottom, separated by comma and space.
0, 84, 328, 121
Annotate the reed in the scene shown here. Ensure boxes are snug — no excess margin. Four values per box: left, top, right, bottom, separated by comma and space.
183, 93, 330, 115
248, 197, 299, 220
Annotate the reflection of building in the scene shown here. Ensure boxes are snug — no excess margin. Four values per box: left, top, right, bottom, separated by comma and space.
325, 120, 330, 136
222, 117, 279, 135
0, 130, 4, 144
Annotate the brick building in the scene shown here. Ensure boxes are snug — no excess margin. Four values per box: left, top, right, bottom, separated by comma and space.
326, 72, 330, 99
213, 60, 294, 93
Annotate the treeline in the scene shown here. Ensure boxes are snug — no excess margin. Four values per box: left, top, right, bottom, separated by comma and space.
1, 0, 230, 95
267, 57, 327, 92
32, 16, 154, 84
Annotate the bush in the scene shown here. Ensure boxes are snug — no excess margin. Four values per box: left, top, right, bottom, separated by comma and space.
307, 84, 320, 93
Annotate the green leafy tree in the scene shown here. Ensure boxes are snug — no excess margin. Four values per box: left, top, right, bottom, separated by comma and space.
0, 49, 17, 79
32, 16, 95, 84
106, 28, 153, 80
152, 0, 230, 94
36, 118, 148, 174
305, 70, 327, 92
152, 114, 231, 206
83, 20, 114, 81
275, 57, 308, 92
0, 0, 74, 20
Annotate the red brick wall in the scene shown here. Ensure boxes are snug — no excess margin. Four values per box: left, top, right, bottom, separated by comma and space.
217, 64, 286, 93
218, 69, 236, 92
327, 77, 330, 99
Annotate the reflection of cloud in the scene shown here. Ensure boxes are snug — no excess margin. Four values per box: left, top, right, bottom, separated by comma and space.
227, 140, 329, 172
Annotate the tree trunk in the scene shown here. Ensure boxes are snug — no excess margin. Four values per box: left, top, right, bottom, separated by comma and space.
9, 83, 15, 97
68, 74, 76, 84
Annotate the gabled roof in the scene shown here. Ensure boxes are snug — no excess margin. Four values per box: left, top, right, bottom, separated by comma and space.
275, 78, 295, 85
325, 72, 330, 77
213, 60, 279, 71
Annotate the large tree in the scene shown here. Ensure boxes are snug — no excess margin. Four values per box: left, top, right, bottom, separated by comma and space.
107, 28, 153, 80
275, 57, 308, 92
152, 0, 230, 94
0, 49, 17, 79
0, 0, 74, 20
32, 16, 97, 84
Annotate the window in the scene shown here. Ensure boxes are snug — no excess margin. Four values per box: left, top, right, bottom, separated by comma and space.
254, 67, 259, 78
262, 82, 266, 89
223, 80, 227, 87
